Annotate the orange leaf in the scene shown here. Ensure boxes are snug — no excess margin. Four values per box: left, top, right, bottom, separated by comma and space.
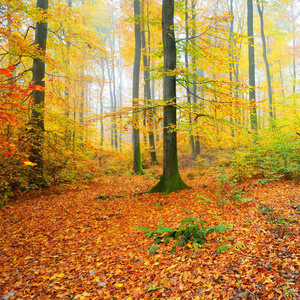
35, 85, 46, 91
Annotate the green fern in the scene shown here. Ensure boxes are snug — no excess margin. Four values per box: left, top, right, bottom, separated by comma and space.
135, 207, 230, 254
216, 245, 231, 254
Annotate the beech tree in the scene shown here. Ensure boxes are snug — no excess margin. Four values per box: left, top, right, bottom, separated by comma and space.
29, 0, 48, 187
247, 0, 258, 130
149, 0, 190, 194
141, 0, 158, 165
132, 0, 144, 174
256, 0, 273, 120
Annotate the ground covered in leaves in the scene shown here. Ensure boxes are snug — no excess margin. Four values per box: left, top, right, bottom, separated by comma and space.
1, 167, 300, 300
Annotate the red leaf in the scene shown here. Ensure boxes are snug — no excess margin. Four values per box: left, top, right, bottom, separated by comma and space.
0, 68, 9, 75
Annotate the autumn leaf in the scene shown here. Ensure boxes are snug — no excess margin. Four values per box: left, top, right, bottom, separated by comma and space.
23, 160, 37, 166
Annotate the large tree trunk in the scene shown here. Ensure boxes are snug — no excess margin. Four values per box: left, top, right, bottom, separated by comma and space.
149, 0, 190, 194
29, 0, 48, 187
132, 0, 144, 174
247, 0, 258, 130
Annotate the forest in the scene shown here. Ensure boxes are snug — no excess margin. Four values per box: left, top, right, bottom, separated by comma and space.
1, 0, 300, 299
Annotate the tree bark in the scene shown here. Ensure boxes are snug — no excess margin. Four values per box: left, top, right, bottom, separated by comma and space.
228, 0, 235, 137
192, 1, 200, 158
247, 0, 258, 130
185, 0, 196, 160
141, 0, 158, 165
149, 0, 190, 194
132, 0, 144, 174
99, 60, 105, 147
29, 0, 48, 187
256, 0, 273, 120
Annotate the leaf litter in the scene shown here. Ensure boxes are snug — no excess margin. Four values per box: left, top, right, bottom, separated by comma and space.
1, 169, 300, 299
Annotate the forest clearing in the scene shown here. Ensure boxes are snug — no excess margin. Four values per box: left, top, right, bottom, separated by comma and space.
1, 0, 300, 298
1, 165, 300, 300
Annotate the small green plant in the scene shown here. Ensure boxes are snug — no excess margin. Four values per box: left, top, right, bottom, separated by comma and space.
267, 216, 297, 225
282, 284, 296, 299
231, 189, 254, 205
259, 206, 297, 227
234, 241, 246, 250
258, 206, 274, 215
256, 177, 279, 185
96, 193, 108, 200
146, 278, 166, 292
148, 245, 159, 255
135, 206, 230, 254
187, 172, 195, 179
197, 195, 213, 203
215, 167, 230, 214
216, 245, 231, 254
155, 202, 163, 209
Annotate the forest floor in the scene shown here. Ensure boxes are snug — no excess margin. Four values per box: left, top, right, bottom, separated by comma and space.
1, 166, 300, 300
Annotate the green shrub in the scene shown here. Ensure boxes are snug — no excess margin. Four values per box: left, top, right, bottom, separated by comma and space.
230, 129, 300, 182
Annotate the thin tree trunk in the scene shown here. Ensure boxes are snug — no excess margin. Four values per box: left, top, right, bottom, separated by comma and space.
99, 60, 105, 147
132, 0, 144, 174
279, 61, 285, 115
247, 0, 258, 130
256, 0, 273, 121
192, 0, 200, 158
228, 0, 235, 137
141, 0, 158, 164
107, 61, 115, 150
292, 37, 296, 97
111, 36, 118, 151
119, 57, 123, 152
185, 0, 196, 160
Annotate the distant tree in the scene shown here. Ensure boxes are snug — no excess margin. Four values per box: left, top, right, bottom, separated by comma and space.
149, 0, 190, 194
247, 0, 258, 130
132, 0, 144, 174
29, 0, 48, 187
141, 0, 158, 165
256, 0, 273, 120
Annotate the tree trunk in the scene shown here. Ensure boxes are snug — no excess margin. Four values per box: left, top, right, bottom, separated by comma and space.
99, 60, 105, 147
184, 0, 196, 160
111, 36, 118, 151
247, 0, 258, 130
29, 0, 48, 187
228, 0, 235, 137
132, 0, 144, 174
256, 0, 273, 121
141, 0, 158, 165
149, 0, 190, 194
118, 54, 123, 152
192, 1, 200, 158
